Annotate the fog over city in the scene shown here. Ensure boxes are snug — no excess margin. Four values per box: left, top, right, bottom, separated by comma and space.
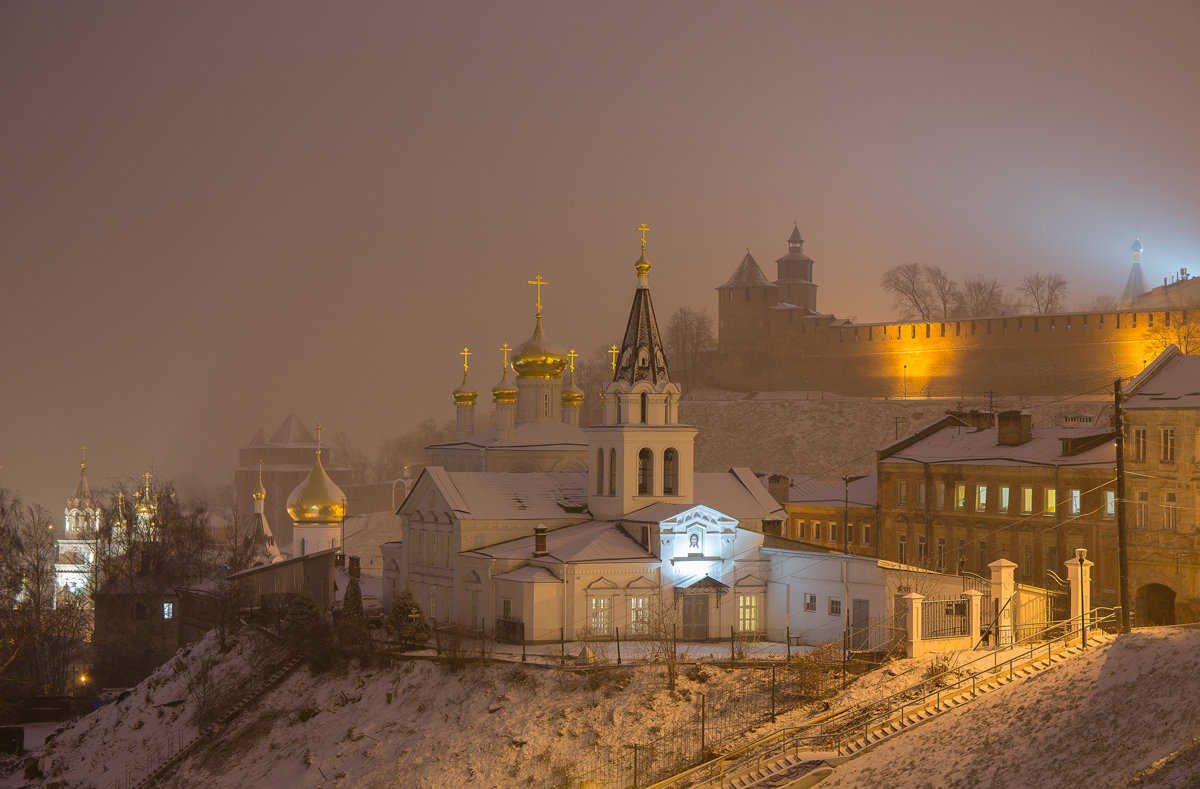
4, 0, 1199, 512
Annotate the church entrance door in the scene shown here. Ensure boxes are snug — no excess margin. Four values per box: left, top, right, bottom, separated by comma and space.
682, 595, 709, 640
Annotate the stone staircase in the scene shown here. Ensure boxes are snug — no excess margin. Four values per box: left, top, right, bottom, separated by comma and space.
694, 631, 1113, 789
133, 652, 304, 789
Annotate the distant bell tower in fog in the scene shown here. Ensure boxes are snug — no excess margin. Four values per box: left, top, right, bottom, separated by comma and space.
1121, 238, 1149, 306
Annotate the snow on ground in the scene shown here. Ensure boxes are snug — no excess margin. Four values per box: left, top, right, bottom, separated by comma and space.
820, 626, 1200, 789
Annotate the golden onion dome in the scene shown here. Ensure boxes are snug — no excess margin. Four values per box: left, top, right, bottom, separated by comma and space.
562, 381, 585, 405
634, 252, 652, 278
286, 451, 346, 525
511, 316, 568, 379
492, 368, 518, 404
452, 372, 479, 406
252, 477, 267, 501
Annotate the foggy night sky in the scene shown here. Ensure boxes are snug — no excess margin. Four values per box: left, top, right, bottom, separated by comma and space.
3, 1, 1199, 516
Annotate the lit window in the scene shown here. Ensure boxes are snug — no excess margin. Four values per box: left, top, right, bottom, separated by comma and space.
162, 602, 173, 620
1069, 489, 1081, 516
999, 486, 1010, 513
629, 597, 650, 635
829, 597, 842, 617
589, 597, 610, 635
738, 594, 760, 633
1105, 491, 1116, 517
1161, 428, 1176, 462
1045, 488, 1057, 516
803, 592, 817, 612
975, 486, 988, 512
1021, 487, 1033, 514
955, 484, 966, 510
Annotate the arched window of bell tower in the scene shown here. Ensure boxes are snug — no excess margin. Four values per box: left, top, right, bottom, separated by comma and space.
596, 449, 604, 494
608, 449, 616, 495
637, 448, 654, 495
640, 392, 648, 424
663, 448, 679, 495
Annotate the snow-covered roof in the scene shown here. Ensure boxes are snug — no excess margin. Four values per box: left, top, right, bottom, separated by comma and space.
493, 565, 562, 583
1123, 348, 1200, 410
429, 421, 587, 452
697, 468, 788, 520
762, 473, 878, 508
466, 521, 653, 563
881, 424, 1115, 468
421, 469, 589, 520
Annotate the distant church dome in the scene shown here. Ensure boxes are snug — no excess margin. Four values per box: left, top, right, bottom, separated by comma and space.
511, 316, 568, 379
562, 379, 585, 405
287, 449, 346, 525
1132, 238, 1143, 253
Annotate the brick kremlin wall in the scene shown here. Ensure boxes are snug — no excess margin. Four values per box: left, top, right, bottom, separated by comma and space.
716, 304, 1191, 397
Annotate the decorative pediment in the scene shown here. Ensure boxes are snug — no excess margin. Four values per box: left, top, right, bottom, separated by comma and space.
661, 504, 738, 533
586, 577, 619, 590
626, 576, 658, 590
673, 573, 730, 601
734, 574, 766, 588
465, 570, 482, 584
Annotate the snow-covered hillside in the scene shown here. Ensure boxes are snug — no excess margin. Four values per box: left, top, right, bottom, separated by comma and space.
821, 626, 1200, 789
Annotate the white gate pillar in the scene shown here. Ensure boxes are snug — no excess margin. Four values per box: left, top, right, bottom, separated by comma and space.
962, 589, 984, 646
904, 592, 925, 658
1066, 547, 1093, 635
989, 558, 1017, 648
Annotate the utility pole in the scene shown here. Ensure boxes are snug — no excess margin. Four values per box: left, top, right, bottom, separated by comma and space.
1114, 378, 1132, 634
985, 390, 998, 413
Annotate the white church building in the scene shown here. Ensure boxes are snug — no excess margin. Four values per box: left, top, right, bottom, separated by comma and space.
384, 238, 940, 646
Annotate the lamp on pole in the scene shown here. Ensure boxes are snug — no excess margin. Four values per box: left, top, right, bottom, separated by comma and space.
903, 364, 908, 400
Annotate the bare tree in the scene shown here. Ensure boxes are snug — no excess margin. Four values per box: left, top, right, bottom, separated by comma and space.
373, 418, 456, 481
955, 276, 1009, 317
1146, 317, 1200, 356
1078, 294, 1119, 313
640, 594, 682, 691
574, 345, 613, 428
1021, 272, 1069, 314
664, 306, 715, 391
882, 263, 935, 320
925, 266, 960, 320
328, 430, 369, 483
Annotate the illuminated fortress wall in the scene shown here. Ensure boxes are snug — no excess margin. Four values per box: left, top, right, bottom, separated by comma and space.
715, 299, 1187, 397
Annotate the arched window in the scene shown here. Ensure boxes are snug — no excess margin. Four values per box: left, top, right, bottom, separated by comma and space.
608, 449, 616, 495
596, 449, 605, 494
640, 392, 648, 424
637, 448, 654, 495
663, 448, 679, 495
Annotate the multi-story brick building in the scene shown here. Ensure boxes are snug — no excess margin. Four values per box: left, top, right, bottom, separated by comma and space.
1123, 346, 1200, 624
875, 411, 1119, 605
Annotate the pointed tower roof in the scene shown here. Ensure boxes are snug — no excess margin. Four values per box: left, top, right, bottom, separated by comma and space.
69, 449, 96, 508
719, 251, 775, 288
269, 412, 316, 446
788, 224, 804, 245
774, 223, 814, 281
614, 248, 671, 386
1121, 238, 1149, 306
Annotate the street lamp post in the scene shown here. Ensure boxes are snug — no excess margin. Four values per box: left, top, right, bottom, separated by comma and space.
1076, 547, 1087, 648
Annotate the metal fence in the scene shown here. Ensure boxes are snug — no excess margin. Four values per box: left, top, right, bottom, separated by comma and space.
921, 599, 968, 639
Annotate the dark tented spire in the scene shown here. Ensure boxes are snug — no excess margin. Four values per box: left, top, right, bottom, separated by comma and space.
718, 251, 774, 288
613, 278, 670, 386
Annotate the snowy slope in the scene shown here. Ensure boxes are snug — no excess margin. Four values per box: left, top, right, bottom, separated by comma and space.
821, 627, 1200, 789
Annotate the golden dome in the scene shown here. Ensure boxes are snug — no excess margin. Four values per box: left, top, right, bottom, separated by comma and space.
562, 382, 585, 405
511, 316, 568, 379
286, 450, 346, 525
634, 252, 651, 278
453, 372, 478, 406
492, 368, 518, 404
253, 459, 267, 501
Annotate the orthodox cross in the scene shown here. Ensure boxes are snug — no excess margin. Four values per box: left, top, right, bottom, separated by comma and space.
609, 344, 619, 371
81, 445, 87, 470
500, 343, 513, 369
567, 348, 579, 375
459, 346, 471, 373
315, 422, 323, 453
527, 274, 548, 317
257, 458, 264, 484
638, 223, 650, 253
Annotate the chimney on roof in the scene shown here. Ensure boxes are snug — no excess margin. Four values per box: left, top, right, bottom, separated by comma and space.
767, 474, 790, 506
533, 524, 548, 557
947, 408, 995, 429
997, 410, 1033, 446
348, 555, 360, 579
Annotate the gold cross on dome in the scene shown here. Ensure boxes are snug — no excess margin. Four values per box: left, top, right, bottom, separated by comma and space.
500, 343, 513, 369
527, 274, 548, 317
81, 446, 87, 470
567, 348, 579, 374
459, 346, 471, 373
315, 422, 322, 452
638, 223, 650, 253
257, 458, 264, 483
609, 344, 619, 371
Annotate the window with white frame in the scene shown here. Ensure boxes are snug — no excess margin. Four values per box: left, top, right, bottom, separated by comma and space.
999, 486, 1011, 513
162, 602, 174, 620
862, 523, 872, 545
1021, 487, 1034, 514
829, 597, 842, 617
629, 596, 650, 635
1136, 491, 1149, 528
934, 482, 946, 510
937, 537, 946, 570
1161, 427, 1176, 462
975, 485, 988, 512
1045, 488, 1057, 516
737, 594, 761, 633
1132, 428, 1147, 461
955, 484, 966, 510
1164, 492, 1178, 531
898, 534, 908, 563
917, 481, 927, 507
897, 480, 908, 506
589, 596, 611, 635
1105, 491, 1116, 517
803, 592, 817, 612
918, 535, 928, 565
